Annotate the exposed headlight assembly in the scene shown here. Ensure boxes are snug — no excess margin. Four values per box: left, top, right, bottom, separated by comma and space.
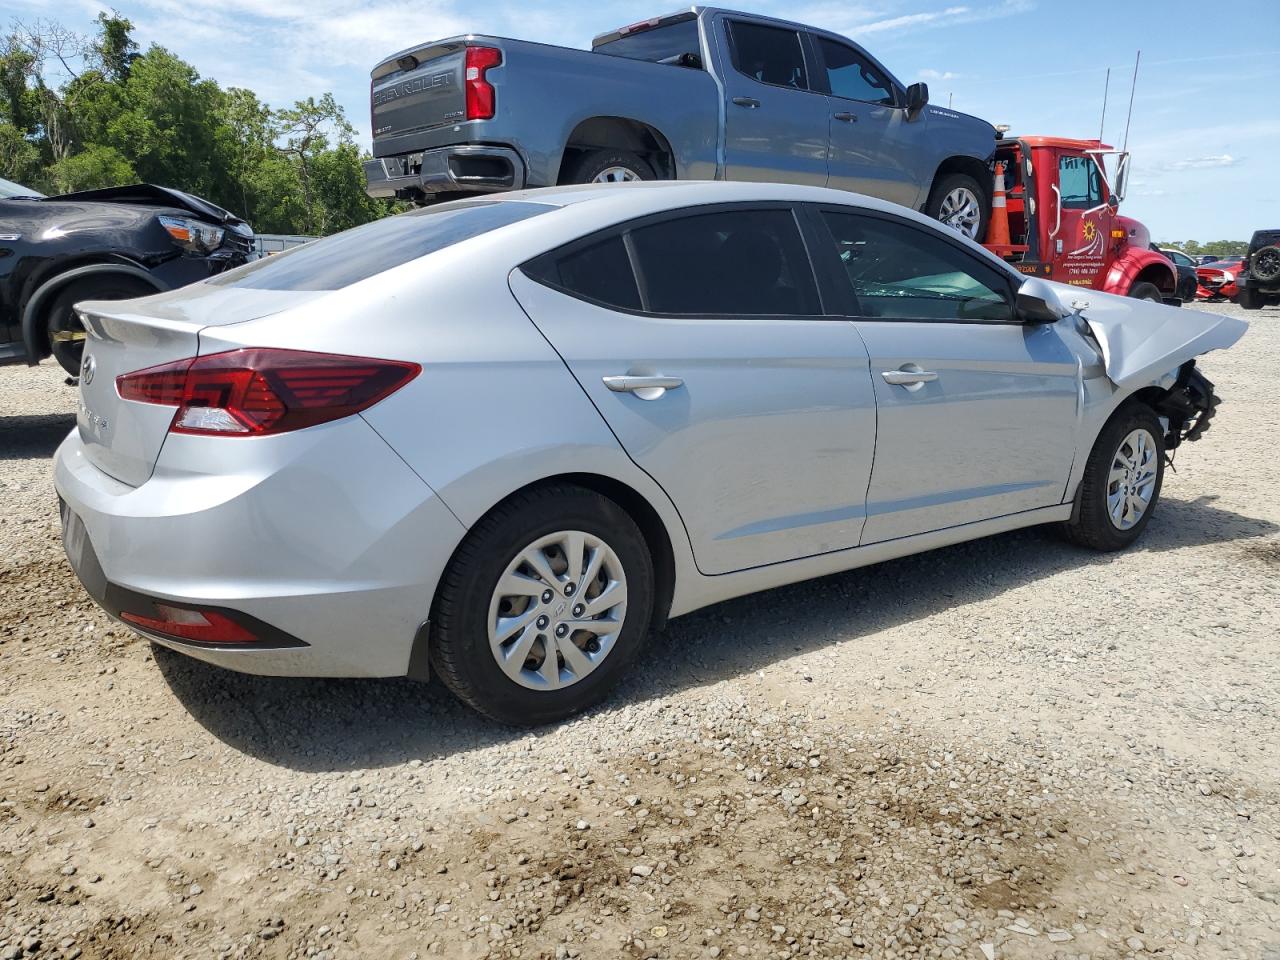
159, 215, 225, 254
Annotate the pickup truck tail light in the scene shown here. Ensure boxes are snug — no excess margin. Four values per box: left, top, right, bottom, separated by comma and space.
465, 46, 502, 121
117, 348, 420, 436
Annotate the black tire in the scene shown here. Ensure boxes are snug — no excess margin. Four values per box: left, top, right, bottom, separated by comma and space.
1060, 402, 1165, 552
562, 149, 656, 185
1239, 286, 1263, 311
1249, 244, 1280, 283
924, 172, 990, 243
430, 484, 655, 725
1128, 281, 1164, 303
44, 275, 155, 375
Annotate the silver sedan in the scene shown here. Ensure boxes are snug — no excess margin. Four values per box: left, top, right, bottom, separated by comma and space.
54, 182, 1246, 724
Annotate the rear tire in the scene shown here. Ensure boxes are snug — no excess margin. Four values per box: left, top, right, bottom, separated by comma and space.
1128, 281, 1163, 303
563, 149, 657, 185
44, 275, 156, 375
924, 172, 990, 242
1248, 244, 1280, 283
1060, 402, 1165, 552
1238, 286, 1263, 310
430, 484, 654, 725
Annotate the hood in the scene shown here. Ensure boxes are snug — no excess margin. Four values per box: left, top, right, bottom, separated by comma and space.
44, 183, 248, 228
1048, 281, 1247, 387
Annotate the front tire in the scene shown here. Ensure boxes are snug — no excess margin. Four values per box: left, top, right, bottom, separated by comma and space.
1128, 281, 1164, 303
430, 484, 654, 725
1060, 403, 1165, 551
924, 173, 990, 242
44, 275, 156, 375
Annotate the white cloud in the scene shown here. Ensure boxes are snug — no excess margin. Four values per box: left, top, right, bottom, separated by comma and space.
919, 69, 962, 81
787, 0, 1033, 42
1159, 154, 1240, 172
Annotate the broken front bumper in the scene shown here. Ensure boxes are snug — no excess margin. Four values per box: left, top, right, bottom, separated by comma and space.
1156, 362, 1220, 449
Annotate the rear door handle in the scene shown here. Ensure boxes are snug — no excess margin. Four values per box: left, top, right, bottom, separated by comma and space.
731, 97, 760, 108
602, 375, 685, 400
833, 112, 858, 122
881, 369, 938, 386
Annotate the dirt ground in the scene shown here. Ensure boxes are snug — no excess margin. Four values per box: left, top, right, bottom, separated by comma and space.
1, 301, 1277, 960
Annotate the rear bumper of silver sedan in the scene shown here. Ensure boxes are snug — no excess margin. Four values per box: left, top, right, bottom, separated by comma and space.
53, 417, 466, 678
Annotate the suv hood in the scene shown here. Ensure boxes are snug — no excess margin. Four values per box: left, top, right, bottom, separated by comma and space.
44, 184, 248, 228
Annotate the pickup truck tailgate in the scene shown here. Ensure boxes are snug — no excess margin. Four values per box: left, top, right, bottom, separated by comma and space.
372, 43, 468, 138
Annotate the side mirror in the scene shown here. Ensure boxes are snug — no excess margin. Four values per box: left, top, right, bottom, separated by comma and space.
1107, 193, 1120, 211
1016, 277, 1068, 323
905, 82, 929, 119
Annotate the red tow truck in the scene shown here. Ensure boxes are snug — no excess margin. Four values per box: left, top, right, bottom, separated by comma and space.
983, 136, 1178, 303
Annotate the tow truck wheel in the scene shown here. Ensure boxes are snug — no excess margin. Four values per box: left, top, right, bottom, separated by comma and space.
1128, 281, 1163, 304
1059, 402, 1165, 552
925, 173, 990, 242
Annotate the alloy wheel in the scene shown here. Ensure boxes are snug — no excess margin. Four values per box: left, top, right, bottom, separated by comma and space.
937, 187, 982, 239
591, 166, 643, 184
487, 530, 628, 691
1107, 428, 1158, 530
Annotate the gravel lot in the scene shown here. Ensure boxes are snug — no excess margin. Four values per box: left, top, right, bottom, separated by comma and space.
1, 301, 1278, 960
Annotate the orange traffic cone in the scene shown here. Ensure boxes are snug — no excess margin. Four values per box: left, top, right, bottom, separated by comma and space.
987, 161, 1010, 246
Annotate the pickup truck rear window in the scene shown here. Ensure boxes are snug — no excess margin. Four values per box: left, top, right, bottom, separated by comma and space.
595, 18, 701, 64
208, 201, 550, 291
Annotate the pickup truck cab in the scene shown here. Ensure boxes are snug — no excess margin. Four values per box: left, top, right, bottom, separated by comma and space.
365, 7, 998, 239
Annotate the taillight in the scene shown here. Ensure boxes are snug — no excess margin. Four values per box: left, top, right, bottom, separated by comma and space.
121, 605, 258, 644
117, 348, 420, 436
464, 46, 501, 121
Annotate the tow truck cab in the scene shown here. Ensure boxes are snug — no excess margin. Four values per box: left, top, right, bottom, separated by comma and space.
984, 137, 1177, 302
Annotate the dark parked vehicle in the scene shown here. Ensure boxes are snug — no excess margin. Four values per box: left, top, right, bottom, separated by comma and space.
0, 182, 254, 375
1238, 229, 1280, 310
364, 8, 998, 240
1152, 245, 1199, 302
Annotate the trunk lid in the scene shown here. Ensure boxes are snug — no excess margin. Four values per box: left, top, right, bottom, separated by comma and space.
74, 287, 326, 486
371, 41, 469, 141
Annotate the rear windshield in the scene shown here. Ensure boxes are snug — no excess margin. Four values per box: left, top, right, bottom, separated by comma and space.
209, 201, 550, 291
595, 18, 701, 64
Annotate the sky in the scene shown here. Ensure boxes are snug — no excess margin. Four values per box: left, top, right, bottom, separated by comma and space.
11, 0, 1280, 240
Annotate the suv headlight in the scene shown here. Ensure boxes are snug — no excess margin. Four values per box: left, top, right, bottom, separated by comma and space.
159, 215, 225, 254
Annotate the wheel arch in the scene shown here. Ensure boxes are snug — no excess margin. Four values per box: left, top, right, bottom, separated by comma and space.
557, 116, 677, 183
441, 472, 679, 633
21, 260, 165, 365
927, 156, 992, 208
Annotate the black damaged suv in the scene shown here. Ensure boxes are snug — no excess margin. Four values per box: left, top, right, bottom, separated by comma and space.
1238, 228, 1280, 311
0, 179, 254, 375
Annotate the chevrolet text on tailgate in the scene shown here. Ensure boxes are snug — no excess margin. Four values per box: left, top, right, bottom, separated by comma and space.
365, 7, 1000, 239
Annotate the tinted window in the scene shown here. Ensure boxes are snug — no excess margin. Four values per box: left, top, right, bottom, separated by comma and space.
818, 38, 894, 105
1058, 155, 1102, 210
595, 18, 701, 64
727, 21, 808, 90
209, 201, 549, 291
630, 209, 820, 316
821, 211, 1013, 322
530, 236, 641, 311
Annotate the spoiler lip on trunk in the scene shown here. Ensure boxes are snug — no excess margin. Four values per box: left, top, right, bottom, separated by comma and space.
43, 183, 248, 227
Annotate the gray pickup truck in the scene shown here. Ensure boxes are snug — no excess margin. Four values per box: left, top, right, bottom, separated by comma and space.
364, 7, 999, 239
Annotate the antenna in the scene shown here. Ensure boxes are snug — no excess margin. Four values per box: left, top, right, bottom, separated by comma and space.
948, 92, 953, 108
1121, 50, 1141, 152
1098, 67, 1110, 141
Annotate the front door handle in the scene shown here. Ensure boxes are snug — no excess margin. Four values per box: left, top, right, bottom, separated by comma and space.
731, 96, 760, 108
602, 375, 685, 400
881, 368, 938, 386
833, 112, 858, 122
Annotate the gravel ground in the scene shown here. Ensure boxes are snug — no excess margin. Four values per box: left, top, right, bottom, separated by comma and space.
1, 301, 1278, 960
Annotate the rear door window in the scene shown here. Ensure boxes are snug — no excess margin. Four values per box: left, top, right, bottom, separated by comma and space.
209, 201, 550, 291
630, 208, 820, 315
726, 21, 809, 90
527, 235, 642, 311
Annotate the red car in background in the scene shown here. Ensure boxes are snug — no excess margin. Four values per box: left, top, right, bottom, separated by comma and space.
1196, 256, 1246, 301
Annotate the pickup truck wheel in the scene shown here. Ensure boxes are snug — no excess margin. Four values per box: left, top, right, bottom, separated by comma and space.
925, 173, 989, 241
565, 150, 656, 185
45, 275, 155, 375
1059, 402, 1164, 552
1128, 281, 1163, 303
1249, 245, 1280, 283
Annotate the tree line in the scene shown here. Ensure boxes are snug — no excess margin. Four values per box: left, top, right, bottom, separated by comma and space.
0, 12, 397, 236
1157, 240, 1250, 257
